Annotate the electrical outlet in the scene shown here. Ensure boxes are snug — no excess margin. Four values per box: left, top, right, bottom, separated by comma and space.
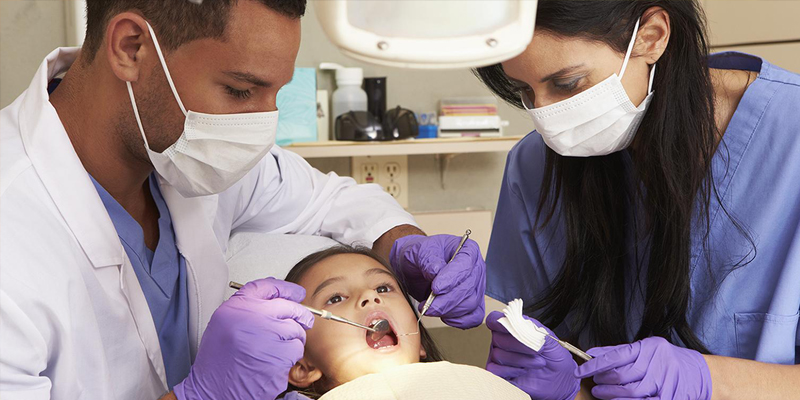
385, 182, 401, 198
361, 163, 378, 183
385, 162, 400, 180
351, 155, 408, 208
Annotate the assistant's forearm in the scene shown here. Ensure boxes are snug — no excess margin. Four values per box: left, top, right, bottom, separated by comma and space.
575, 378, 597, 400
705, 355, 800, 399
372, 224, 425, 262
574, 383, 596, 400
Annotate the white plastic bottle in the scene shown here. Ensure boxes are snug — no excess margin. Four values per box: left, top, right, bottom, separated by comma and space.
320, 63, 368, 119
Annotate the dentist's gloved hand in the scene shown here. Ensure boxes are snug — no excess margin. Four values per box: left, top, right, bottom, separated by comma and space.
485, 311, 580, 400
575, 336, 712, 400
173, 278, 314, 400
390, 234, 486, 328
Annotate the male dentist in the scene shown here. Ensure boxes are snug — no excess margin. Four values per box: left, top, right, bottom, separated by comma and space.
0, 1, 486, 399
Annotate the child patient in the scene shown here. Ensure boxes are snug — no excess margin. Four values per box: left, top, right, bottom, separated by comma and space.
280, 245, 529, 400
282, 245, 444, 398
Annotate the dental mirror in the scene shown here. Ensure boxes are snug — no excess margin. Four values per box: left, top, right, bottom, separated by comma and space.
369, 319, 391, 341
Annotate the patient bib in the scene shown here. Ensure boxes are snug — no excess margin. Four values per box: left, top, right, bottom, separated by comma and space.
319, 361, 529, 400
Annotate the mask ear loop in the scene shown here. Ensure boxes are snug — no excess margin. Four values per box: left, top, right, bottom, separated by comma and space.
620, 17, 657, 97
126, 81, 152, 150
617, 18, 642, 80
144, 21, 188, 117
647, 64, 656, 93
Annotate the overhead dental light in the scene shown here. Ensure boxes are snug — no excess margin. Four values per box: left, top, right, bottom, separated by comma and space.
314, 0, 538, 69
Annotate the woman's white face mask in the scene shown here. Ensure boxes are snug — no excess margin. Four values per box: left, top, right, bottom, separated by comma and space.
126, 22, 279, 197
521, 18, 656, 157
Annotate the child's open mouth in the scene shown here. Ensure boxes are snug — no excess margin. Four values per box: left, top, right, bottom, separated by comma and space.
364, 313, 399, 349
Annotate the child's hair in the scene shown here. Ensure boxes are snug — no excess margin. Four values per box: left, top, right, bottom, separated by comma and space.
282, 245, 445, 398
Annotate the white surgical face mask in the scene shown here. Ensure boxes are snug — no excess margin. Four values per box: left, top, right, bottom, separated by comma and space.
126, 22, 278, 197
522, 18, 655, 157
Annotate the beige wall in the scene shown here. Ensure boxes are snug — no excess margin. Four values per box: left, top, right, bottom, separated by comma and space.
0, 1, 66, 108
704, 0, 800, 73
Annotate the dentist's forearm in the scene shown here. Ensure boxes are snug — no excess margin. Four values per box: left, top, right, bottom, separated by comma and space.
373, 224, 425, 262
704, 355, 800, 399
159, 391, 177, 400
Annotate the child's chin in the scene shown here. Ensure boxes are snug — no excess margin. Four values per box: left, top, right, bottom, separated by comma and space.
362, 353, 418, 374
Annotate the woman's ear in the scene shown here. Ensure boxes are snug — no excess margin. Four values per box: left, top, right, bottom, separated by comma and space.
636, 6, 671, 65
288, 358, 323, 389
419, 347, 428, 360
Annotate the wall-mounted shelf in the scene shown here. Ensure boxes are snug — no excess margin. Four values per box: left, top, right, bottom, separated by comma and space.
283, 135, 524, 158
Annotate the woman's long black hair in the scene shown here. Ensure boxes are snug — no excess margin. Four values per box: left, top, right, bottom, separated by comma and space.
476, 0, 754, 352
282, 245, 444, 398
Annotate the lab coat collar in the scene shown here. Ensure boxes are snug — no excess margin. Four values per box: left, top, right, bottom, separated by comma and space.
156, 176, 227, 357
18, 47, 125, 269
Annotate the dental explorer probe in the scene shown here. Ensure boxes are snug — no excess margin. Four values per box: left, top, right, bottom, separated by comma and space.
545, 333, 593, 361
228, 281, 391, 340
419, 229, 472, 318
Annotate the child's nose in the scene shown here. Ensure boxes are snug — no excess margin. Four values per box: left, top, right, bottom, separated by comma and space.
360, 296, 382, 307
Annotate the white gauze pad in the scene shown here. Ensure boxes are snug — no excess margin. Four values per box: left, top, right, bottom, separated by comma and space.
497, 298, 549, 352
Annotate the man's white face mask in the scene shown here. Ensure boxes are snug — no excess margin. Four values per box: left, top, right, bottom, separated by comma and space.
521, 18, 656, 157
126, 22, 278, 197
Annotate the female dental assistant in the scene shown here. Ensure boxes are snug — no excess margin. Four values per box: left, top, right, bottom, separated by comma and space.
0, 2, 486, 399
477, 1, 800, 399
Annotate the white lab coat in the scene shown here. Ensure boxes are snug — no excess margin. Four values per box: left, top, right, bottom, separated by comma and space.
0, 48, 417, 400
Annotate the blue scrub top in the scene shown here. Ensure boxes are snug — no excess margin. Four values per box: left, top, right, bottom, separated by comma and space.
90, 175, 191, 388
486, 52, 800, 365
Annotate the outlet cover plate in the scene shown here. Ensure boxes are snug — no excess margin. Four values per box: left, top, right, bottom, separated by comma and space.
351, 155, 409, 208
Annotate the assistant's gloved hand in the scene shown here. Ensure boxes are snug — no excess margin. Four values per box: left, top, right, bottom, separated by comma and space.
173, 278, 314, 400
485, 311, 580, 400
390, 234, 486, 328
575, 336, 712, 400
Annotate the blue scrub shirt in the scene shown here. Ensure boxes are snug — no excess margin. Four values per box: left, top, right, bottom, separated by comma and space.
486, 52, 800, 364
90, 175, 191, 388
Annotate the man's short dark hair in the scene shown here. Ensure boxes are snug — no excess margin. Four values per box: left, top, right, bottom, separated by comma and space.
83, 0, 306, 63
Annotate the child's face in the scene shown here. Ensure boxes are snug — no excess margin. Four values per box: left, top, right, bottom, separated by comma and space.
289, 254, 425, 390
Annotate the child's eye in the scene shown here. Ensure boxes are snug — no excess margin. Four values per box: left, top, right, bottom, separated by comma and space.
225, 86, 252, 100
376, 284, 394, 294
326, 294, 346, 305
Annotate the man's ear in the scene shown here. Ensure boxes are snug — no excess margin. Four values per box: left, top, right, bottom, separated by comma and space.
636, 6, 671, 65
288, 358, 323, 389
104, 12, 152, 83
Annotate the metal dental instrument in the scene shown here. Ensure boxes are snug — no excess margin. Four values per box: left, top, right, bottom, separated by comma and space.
229, 281, 392, 340
419, 229, 472, 318
546, 333, 593, 361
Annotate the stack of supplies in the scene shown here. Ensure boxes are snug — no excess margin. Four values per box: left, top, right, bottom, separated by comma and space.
438, 97, 504, 138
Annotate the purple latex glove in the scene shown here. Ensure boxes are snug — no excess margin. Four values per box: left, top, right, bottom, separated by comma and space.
575, 336, 712, 400
174, 278, 314, 400
390, 234, 486, 328
485, 311, 580, 400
